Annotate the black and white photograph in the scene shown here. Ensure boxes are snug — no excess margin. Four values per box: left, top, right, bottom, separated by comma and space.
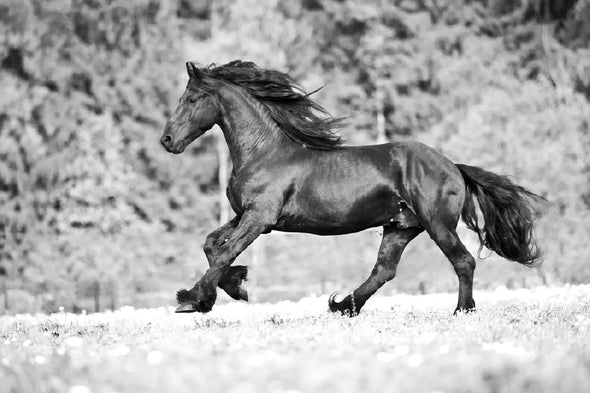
1, 0, 589, 392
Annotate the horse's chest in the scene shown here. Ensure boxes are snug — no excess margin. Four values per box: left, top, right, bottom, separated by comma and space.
226, 171, 270, 215
226, 177, 244, 215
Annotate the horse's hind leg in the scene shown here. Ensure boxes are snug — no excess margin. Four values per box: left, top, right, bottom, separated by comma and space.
402, 156, 475, 314
203, 217, 249, 301
329, 226, 423, 316
427, 223, 476, 313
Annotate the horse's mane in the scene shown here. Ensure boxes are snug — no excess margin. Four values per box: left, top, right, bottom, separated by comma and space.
198, 60, 343, 150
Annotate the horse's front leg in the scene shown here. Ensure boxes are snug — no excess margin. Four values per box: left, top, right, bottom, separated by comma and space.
203, 216, 249, 301
176, 211, 270, 313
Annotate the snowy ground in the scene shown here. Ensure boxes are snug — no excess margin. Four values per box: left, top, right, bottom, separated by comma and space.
1, 285, 589, 393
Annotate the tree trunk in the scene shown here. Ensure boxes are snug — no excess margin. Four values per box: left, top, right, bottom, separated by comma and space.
1, 277, 7, 312
217, 129, 230, 225
109, 280, 117, 311
93, 280, 100, 313
250, 237, 264, 303
376, 85, 387, 143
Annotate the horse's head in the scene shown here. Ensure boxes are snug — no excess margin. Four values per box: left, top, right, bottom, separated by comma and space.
161, 62, 221, 154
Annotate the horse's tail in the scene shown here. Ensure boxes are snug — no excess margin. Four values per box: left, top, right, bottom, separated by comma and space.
456, 164, 547, 266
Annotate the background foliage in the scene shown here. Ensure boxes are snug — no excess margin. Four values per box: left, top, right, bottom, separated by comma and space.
0, 0, 589, 313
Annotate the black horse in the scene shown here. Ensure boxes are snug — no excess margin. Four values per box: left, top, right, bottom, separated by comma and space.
161, 60, 545, 315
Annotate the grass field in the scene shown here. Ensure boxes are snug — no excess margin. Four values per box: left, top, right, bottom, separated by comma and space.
1, 285, 589, 393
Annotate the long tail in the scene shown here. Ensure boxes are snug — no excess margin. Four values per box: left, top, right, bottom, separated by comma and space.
456, 164, 547, 266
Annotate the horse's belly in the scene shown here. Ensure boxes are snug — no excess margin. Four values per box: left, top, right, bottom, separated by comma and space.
274, 183, 405, 235
274, 216, 385, 235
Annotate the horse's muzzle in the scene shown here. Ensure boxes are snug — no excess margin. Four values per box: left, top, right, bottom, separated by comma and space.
161, 136, 186, 154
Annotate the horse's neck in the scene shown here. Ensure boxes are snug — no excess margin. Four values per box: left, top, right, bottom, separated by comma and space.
217, 85, 290, 169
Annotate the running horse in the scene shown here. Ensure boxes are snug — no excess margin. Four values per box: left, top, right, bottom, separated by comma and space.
161, 60, 546, 315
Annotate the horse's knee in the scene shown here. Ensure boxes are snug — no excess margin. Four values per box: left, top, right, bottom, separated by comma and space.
203, 233, 220, 258
370, 263, 397, 284
452, 255, 475, 278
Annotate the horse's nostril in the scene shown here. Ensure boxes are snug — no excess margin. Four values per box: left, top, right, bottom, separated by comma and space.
161, 135, 172, 146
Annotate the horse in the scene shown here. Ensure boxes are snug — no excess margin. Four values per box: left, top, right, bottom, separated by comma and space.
161, 60, 546, 316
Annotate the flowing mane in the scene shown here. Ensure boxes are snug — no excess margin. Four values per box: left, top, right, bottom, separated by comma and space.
198, 60, 343, 150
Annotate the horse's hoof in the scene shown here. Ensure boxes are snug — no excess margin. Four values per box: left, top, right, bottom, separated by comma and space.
328, 292, 359, 317
175, 288, 215, 313
175, 303, 198, 313
453, 307, 476, 315
220, 266, 249, 301
328, 292, 340, 312
175, 301, 214, 313
238, 287, 248, 301
222, 283, 248, 301
454, 299, 476, 315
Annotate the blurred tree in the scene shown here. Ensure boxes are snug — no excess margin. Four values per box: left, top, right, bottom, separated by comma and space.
0, 0, 219, 310
1, 0, 589, 312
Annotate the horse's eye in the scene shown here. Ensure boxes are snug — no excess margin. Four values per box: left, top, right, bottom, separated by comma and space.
189, 97, 197, 103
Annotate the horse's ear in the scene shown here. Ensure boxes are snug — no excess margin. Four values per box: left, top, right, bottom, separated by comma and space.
186, 62, 203, 80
